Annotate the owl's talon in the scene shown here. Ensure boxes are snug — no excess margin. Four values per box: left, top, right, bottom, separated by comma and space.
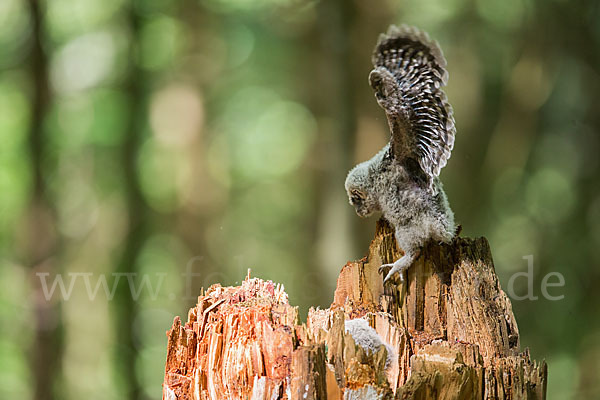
379, 261, 407, 283
378, 263, 393, 275
384, 269, 404, 283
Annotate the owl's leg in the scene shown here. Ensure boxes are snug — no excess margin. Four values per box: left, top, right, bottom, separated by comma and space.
378, 250, 419, 283
379, 228, 422, 283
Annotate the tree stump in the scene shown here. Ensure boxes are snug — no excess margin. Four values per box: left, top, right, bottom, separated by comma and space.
163, 219, 547, 399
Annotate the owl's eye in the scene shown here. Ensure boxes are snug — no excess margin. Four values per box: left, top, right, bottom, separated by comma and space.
350, 190, 364, 205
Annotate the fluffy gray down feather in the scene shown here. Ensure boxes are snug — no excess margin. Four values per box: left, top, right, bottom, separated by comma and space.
344, 318, 395, 370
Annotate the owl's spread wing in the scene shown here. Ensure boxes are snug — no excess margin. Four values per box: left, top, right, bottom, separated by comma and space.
369, 25, 455, 187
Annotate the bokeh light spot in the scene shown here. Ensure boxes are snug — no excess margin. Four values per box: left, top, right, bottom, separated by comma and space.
0, 339, 32, 398
525, 168, 575, 225
546, 353, 578, 399
45, 0, 126, 43
136, 346, 167, 398
490, 214, 539, 273
137, 138, 183, 212
221, 87, 316, 181
533, 133, 581, 180
150, 84, 203, 147
56, 167, 100, 239
51, 31, 117, 93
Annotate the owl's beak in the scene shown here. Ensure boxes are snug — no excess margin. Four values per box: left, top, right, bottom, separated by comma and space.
355, 206, 370, 218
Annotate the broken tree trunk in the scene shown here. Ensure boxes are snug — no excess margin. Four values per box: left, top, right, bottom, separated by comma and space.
163, 219, 547, 399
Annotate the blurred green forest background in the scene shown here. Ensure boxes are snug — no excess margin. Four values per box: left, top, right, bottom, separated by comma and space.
1, 0, 599, 399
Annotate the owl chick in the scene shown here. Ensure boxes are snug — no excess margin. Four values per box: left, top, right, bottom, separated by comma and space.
345, 25, 457, 283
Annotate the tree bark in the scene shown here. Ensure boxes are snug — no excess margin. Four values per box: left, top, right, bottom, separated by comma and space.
163, 220, 547, 399
26, 1, 62, 399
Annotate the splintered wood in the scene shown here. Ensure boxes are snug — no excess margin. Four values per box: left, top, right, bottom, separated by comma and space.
163, 220, 547, 399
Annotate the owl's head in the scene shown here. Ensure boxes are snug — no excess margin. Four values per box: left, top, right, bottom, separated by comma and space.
345, 161, 379, 218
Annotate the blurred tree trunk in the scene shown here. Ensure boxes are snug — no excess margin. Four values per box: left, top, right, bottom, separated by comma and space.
112, 4, 149, 400
162, 220, 547, 399
312, 0, 359, 273
26, 1, 62, 399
